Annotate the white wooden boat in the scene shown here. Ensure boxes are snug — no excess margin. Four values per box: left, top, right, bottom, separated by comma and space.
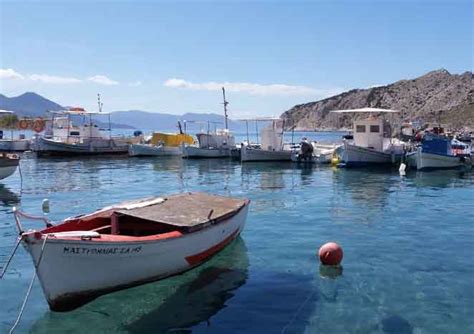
129, 144, 182, 156
239, 118, 294, 162
0, 153, 19, 180
330, 108, 405, 167
406, 134, 472, 170
341, 141, 396, 165
0, 110, 31, 151
15, 192, 249, 311
241, 145, 292, 161
183, 88, 236, 159
183, 131, 235, 159
0, 139, 30, 151
291, 142, 339, 164
36, 136, 129, 156
32, 106, 130, 157
129, 131, 194, 157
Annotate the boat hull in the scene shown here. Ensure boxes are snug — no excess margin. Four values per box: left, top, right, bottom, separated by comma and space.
23, 204, 249, 311
240, 146, 292, 162
0, 139, 30, 152
341, 142, 400, 167
0, 156, 19, 180
182, 146, 232, 159
129, 144, 182, 157
35, 137, 129, 156
406, 149, 471, 170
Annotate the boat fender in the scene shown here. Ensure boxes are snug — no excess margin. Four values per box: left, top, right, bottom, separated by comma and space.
42, 199, 50, 214
399, 163, 406, 176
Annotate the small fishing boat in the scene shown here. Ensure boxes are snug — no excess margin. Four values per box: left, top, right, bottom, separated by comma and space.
183, 129, 235, 158
0, 153, 19, 180
330, 108, 405, 167
239, 118, 295, 162
0, 110, 31, 151
129, 128, 194, 157
291, 141, 340, 164
14, 192, 249, 311
183, 88, 236, 159
406, 132, 472, 170
32, 98, 132, 157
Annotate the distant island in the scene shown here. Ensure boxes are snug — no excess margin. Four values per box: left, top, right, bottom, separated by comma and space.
281, 69, 473, 130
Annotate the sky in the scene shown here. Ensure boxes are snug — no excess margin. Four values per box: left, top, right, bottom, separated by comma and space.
0, 0, 472, 118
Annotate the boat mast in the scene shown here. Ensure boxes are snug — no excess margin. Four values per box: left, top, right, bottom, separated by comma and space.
222, 87, 229, 130
97, 93, 103, 113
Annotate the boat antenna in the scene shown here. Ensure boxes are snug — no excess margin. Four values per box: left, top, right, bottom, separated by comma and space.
222, 87, 229, 130
97, 93, 103, 113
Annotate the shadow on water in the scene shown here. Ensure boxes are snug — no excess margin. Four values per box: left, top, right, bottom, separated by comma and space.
331, 167, 395, 207
0, 185, 20, 207
380, 314, 414, 334
127, 238, 248, 333
30, 238, 249, 334
407, 169, 474, 189
150, 156, 184, 173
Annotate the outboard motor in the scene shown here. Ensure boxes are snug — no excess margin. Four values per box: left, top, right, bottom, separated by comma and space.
133, 130, 143, 137
299, 138, 314, 161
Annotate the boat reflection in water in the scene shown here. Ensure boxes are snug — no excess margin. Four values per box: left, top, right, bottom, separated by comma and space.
30, 238, 248, 333
0, 185, 20, 206
408, 169, 474, 189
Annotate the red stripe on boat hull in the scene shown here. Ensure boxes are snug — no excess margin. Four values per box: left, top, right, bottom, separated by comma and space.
185, 229, 239, 266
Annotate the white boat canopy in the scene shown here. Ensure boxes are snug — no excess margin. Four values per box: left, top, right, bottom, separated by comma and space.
0, 110, 14, 114
47, 109, 111, 115
236, 117, 281, 122
330, 107, 399, 113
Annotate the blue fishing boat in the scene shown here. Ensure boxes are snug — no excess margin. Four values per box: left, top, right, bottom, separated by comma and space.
406, 133, 472, 170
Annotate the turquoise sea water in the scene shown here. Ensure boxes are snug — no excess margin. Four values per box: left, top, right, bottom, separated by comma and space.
0, 133, 473, 333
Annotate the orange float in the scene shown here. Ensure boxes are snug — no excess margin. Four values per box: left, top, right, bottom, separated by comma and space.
318, 242, 343, 266
33, 119, 45, 133
18, 119, 29, 130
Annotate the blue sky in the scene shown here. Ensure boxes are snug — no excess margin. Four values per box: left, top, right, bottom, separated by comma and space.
0, 0, 472, 117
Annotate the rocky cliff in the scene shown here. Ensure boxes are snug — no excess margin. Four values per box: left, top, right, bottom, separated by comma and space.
281, 69, 473, 130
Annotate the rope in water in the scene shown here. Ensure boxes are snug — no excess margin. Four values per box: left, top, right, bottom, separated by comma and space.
18, 158, 23, 191
280, 289, 317, 334
9, 235, 49, 334
0, 237, 21, 279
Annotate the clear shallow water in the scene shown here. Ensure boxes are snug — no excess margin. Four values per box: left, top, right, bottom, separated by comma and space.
0, 151, 473, 333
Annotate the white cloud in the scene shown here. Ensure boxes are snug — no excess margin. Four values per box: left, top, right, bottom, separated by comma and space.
0, 68, 25, 80
163, 78, 337, 97
128, 80, 142, 87
29, 74, 82, 84
88, 75, 119, 86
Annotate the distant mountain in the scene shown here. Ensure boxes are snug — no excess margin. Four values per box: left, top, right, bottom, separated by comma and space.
0, 92, 247, 131
281, 69, 474, 130
109, 110, 247, 132
0, 92, 63, 117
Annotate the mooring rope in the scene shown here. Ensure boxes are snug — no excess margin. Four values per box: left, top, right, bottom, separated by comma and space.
280, 289, 317, 334
0, 237, 21, 279
9, 235, 48, 334
18, 158, 23, 191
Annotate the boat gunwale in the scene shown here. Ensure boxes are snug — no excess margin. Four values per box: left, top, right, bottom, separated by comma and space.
32, 198, 250, 244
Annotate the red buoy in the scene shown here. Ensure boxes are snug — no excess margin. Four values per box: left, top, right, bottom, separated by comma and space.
318, 242, 343, 265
